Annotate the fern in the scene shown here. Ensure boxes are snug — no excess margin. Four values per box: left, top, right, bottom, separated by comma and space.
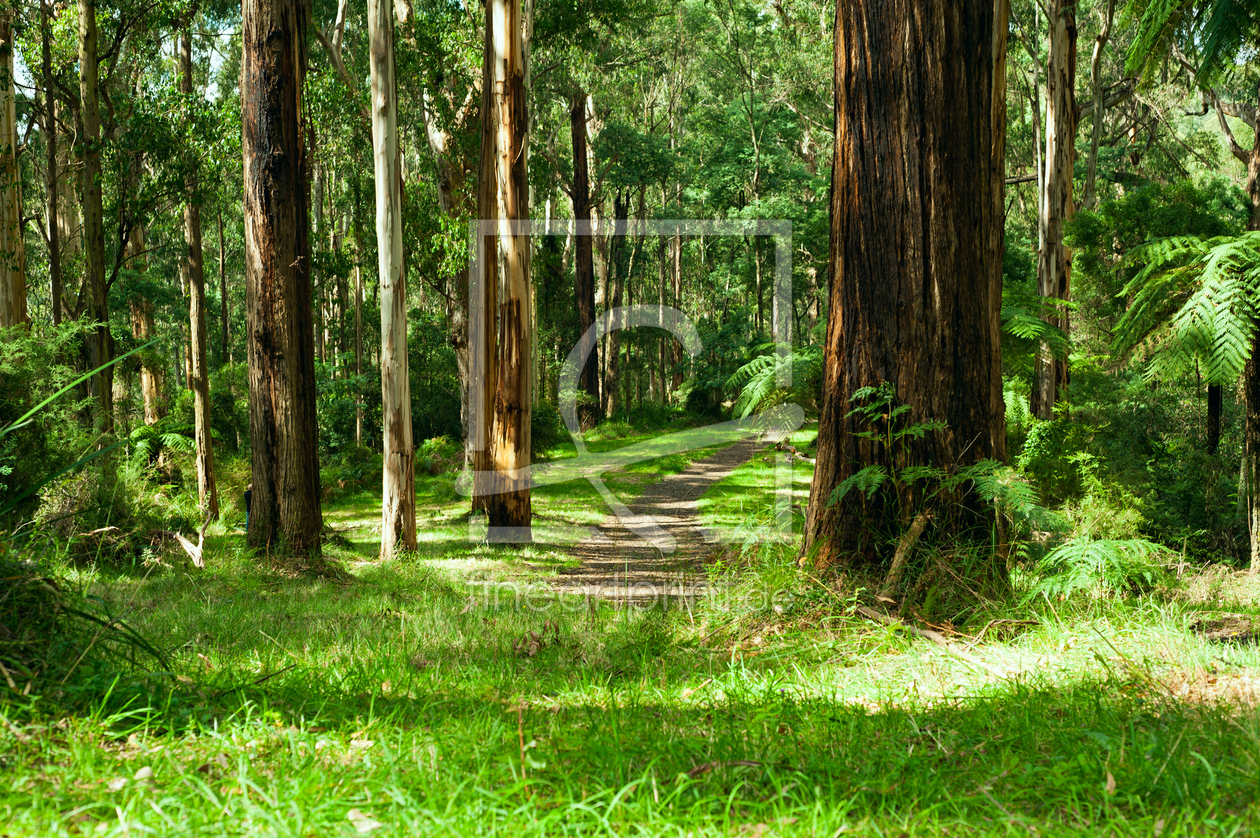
1114, 231, 1260, 384
1001, 302, 1072, 360
1126, 0, 1259, 86
129, 420, 196, 466
727, 343, 823, 419
1027, 536, 1174, 601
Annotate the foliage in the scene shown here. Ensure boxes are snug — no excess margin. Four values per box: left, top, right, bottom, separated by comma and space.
128, 417, 196, 467
1027, 536, 1176, 600
726, 342, 823, 418
1113, 231, 1260, 384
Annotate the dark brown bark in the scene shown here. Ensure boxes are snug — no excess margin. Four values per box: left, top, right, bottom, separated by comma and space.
471, 3, 499, 514
0, 10, 25, 330
800, 0, 1006, 573
79, 0, 112, 430
1241, 88, 1260, 572
243, 0, 322, 556
570, 95, 599, 422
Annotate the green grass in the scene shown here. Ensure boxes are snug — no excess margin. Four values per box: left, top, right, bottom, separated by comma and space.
4, 429, 1260, 836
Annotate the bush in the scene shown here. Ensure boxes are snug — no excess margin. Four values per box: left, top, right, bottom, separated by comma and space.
531, 402, 566, 458
321, 446, 383, 499
417, 435, 463, 475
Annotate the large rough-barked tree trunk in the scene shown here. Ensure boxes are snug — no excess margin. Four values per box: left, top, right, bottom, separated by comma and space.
483, 0, 532, 536
0, 10, 25, 329
801, 0, 1006, 573
79, 0, 112, 429
1031, 0, 1077, 420
570, 94, 599, 421
243, 0, 323, 556
182, 26, 219, 521
368, 0, 416, 558
1235, 83, 1260, 572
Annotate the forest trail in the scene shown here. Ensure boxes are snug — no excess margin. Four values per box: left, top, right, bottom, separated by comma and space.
553, 436, 772, 605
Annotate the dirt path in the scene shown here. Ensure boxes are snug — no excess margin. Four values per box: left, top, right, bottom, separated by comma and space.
553, 437, 765, 605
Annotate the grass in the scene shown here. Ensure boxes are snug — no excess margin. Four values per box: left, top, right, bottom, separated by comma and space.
4, 427, 1260, 836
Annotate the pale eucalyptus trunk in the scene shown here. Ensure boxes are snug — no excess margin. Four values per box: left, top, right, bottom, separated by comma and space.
369, 0, 417, 557
42, 1, 60, 326
1081, 0, 1115, 212
183, 26, 219, 520
483, 0, 532, 535
1032, 0, 1076, 421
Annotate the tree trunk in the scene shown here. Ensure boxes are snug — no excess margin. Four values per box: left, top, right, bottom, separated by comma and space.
1031, 0, 1077, 420
605, 191, 627, 418
1240, 87, 1260, 573
42, 1, 60, 327
79, 0, 112, 428
471, 3, 500, 514
1081, 0, 1114, 211
483, 0, 532, 536
801, 0, 1006, 577
243, 0, 323, 556
0, 10, 24, 330
369, 0, 417, 558
352, 171, 365, 446
219, 208, 230, 365
182, 26, 220, 520
570, 94, 599, 422
1208, 382, 1222, 454
127, 224, 163, 424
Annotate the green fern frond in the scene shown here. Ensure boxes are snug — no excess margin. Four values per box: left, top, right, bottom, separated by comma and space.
1027, 536, 1174, 600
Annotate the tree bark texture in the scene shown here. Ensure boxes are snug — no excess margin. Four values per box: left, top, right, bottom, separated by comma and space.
1031, 0, 1077, 420
42, 1, 60, 326
182, 27, 220, 520
369, 0, 417, 558
1241, 93, 1260, 572
800, 0, 1006, 571
127, 225, 163, 425
0, 10, 25, 329
243, 0, 323, 556
483, 0, 532, 534
471, 2, 499, 514
79, 0, 112, 428
219, 209, 230, 365
570, 95, 599, 421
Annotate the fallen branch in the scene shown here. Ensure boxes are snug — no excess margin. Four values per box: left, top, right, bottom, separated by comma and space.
879, 511, 930, 596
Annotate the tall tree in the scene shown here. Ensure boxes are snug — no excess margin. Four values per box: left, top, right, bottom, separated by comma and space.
79, 0, 112, 427
1031, 0, 1077, 420
41, 0, 60, 327
0, 7, 25, 329
482, 0, 532, 535
243, 0, 323, 555
801, 0, 1006, 576
570, 94, 599, 420
182, 24, 220, 520
369, 0, 416, 557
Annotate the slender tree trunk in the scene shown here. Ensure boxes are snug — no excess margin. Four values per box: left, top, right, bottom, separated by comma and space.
1208, 383, 1222, 454
219, 208, 230, 365
352, 171, 365, 446
0, 9, 25, 330
801, 0, 1005, 578
1240, 88, 1260, 572
79, 0, 112, 428
127, 224, 163, 424
42, 1, 61, 327
1081, 0, 1114, 211
369, 0, 417, 557
570, 95, 599, 422
243, 0, 323, 556
182, 26, 220, 519
483, 0, 532, 536
1031, 0, 1077, 420
605, 191, 627, 418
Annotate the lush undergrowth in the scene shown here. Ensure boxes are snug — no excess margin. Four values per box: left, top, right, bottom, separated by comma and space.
4, 428, 1260, 836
